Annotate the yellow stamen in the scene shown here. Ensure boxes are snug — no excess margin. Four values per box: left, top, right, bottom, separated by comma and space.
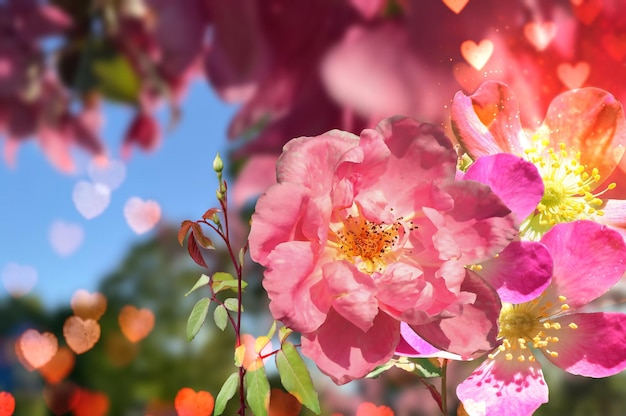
520, 135, 614, 240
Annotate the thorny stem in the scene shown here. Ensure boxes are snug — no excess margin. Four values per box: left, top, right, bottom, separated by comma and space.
201, 176, 248, 414
441, 359, 448, 416
218, 179, 248, 415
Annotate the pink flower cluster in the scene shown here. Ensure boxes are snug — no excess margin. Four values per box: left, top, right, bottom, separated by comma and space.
249, 116, 547, 384
396, 81, 626, 415
249, 78, 626, 415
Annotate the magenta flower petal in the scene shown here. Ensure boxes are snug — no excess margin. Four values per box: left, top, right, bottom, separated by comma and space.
464, 153, 544, 224
301, 309, 399, 385
410, 271, 501, 359
540, 221, 626, 308
451, 81, 526, 159
457, 356, 548, 416
396, 323, 461, 360
477, 241, 552, 304
544, 312, 626, 378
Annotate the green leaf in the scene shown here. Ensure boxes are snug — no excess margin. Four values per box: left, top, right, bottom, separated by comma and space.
238, 248, 245, 268
383, 357, 442, 378
223, 298, 240, 312
410, 357, 442, 378
214, 304, 228, 331
366, 361, 395, 379
275, 342, 320, 414
244, 362, 270, 416
214, 372, 240, 416
213, 272, 235, 282
212, 279, 248, 294
265, 320, 277, 340
185, 274, 210, 296
278, 326, 293, 343
92, 53, 141, 103
212, 272, 247, 294
186, 297, 211, 341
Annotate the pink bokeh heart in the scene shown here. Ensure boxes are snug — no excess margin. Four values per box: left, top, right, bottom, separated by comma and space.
124, 197, 161, 234
49, 220, 84, 257
72, 181, 111, 219
2, 262, 37, 297
87, 158, 126, 191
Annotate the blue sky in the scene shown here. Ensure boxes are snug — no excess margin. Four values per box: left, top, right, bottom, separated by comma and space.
1, 80, 237, 309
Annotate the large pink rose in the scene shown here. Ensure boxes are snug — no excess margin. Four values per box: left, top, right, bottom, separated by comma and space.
249, 116, 518, 384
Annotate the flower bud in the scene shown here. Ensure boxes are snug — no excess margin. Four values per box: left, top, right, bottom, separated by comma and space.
213, 153, 224, 173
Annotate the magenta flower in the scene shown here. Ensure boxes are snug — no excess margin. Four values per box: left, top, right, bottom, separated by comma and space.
249, 116, 520, 384
456, 220, 626, 416
452, 81, 626, 240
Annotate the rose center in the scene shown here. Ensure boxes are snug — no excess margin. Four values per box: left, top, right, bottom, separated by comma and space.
336, 215, 401, 273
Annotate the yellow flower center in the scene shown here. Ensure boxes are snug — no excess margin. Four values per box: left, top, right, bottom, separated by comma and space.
520, 134, 616, 240
489, 295, 578, 363
333, 214, 409, 274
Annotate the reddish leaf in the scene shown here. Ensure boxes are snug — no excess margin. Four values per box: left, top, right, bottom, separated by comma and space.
421, 379, 443, 413
187, 232, 208, 268
179, 220, 194, 246
190, 223, 214, 249
202, 208, 221, 220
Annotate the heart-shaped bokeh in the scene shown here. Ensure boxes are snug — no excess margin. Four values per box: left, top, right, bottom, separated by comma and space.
523, 21, 557, 51
0, 392, 15, 416
124, 197, 161, 234
441, 0, 469, 14
63, 316, 101, 354
174, 387, 214, 416
88, 158, 126, 191
72, 181, 111, 219
460, 39, 494, 71
39, 346, 76, 384
71, 289, 107, 321
452, 62, 483, 93
18, 329, 58, 369
557, 61, 590, 89
49, 220, 84, 257
355, 402, 394, 416
1, 262, 37, 298
73, 388, 110, 416
572, 0, 602, 25
118, 305, 155, 343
